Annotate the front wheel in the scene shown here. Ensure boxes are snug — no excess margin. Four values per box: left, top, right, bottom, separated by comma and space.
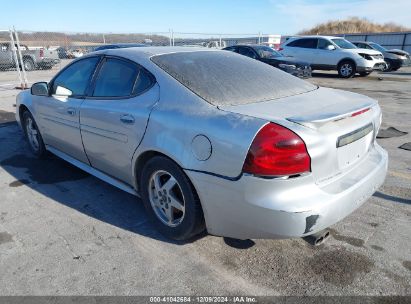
140, 156, 205, 240
338, 60, 356, 78
384, 60, 392, 72
22, 111, 47, 158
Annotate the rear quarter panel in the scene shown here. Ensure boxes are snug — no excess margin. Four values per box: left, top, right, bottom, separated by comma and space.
131, 68, 266, 183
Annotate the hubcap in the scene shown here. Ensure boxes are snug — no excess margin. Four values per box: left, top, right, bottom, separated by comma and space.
24, 61, 33, 70
340, 63, 353, 77
148, 170, 185, 227
25, 117, 39, 151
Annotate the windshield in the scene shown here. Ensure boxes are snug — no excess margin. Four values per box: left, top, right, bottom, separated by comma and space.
151, 51, 316, 106
254, 46, 281, 59
369, 43, 386, 52
331, 39, 357, 49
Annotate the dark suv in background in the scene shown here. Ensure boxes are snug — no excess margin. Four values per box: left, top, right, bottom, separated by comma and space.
352, 41, 411, 71
223, 44, 311, 78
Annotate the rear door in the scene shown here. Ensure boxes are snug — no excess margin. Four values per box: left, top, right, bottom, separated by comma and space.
80, 56, 159, 184
34, 56, 101, 163
284, 38, 317, 63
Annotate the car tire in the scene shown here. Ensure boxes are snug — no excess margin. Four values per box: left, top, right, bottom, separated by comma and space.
22, 111, 47, 158
140, 156, 205, 240
359, 71, 371, 77
384, 60, 392, 72
337, 60, 356, 78
23, 58, 35, 71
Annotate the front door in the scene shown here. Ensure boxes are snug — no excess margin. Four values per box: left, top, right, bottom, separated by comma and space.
80, 57, 159, 184
34, 56, 101, 163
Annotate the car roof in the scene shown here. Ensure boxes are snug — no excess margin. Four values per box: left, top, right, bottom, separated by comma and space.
289, 35, 342, 40
95, 46, 219, 59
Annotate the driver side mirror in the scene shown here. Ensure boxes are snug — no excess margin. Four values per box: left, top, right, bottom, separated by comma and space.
31, 82, 49, 96
326, 45, 336, 51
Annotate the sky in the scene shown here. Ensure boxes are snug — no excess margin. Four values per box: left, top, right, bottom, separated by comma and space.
1, 0, 411, 35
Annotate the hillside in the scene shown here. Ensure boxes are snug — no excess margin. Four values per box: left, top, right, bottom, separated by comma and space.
299, 17, 410, 35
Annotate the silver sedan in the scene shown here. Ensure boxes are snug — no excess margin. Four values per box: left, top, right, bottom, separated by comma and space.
16, 47, 388, 241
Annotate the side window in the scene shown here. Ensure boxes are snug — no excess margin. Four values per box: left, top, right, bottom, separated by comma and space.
238, 47, 257, 59
133, 68, 155, 95
52, 56, 100, 96
317, 39, 333, 49
224, 46, 237, 52
93, 58, 139, 97
1, 43, 9, 51
288, 38, 317, 48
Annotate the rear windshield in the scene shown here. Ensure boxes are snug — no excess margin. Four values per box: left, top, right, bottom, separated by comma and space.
151, 51, 316, 106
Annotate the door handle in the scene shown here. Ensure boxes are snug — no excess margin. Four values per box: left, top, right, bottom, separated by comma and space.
120, 114, 135, 124
67, 108, 76, 116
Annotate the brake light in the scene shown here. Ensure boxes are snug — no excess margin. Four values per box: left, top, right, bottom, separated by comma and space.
243, 123, 311, 176
39, 49, 44, 58
278, 47, 283, 51
351, 108, 370, 117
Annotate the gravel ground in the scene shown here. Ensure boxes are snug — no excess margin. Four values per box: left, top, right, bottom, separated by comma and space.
0, 66, 410, 296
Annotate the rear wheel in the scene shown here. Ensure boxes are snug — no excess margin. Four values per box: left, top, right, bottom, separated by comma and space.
22, 111, 47, 158
140, 156, 205, 240
23, 58, 35, 71
338, 60, 356, 78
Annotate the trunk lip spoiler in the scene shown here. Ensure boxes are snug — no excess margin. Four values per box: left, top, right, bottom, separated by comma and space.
286, 100, 376, 125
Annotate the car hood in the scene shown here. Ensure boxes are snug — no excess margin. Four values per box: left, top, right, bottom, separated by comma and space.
267, 56, 310, 66
386, 49, 410, 56
349, 48, 382, 56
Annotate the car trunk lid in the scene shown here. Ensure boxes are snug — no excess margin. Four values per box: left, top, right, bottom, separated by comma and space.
219, 87, 381, 184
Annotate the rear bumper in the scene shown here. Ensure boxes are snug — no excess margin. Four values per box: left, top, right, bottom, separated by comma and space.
186, 144, 388, 239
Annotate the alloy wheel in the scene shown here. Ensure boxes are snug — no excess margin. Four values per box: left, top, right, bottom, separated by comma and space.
148, 170, 186, 227
25, 117, 39, 151
340, 63, 353, 77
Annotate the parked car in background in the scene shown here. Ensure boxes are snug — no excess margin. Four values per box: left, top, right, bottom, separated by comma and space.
56, 47, 75, 59
71, 49, 84, 58
94, 43, 146, 51
16, 47, 387, 242
223, 44, 311, 78
280, 36, 386, 78
203, 40, 227, 49
0, 42, 60, 71
352, 41, 411, 71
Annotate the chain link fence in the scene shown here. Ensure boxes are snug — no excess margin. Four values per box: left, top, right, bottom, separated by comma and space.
1, 29, 283, 89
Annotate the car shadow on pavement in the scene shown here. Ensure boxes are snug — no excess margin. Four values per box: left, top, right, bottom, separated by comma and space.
0, 120, 205, 245
381, 72, 411, 76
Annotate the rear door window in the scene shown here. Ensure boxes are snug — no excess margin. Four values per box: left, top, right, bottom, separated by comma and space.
288, 38, 318, 49
92, 57, 155, 98
93, 58, 139, 97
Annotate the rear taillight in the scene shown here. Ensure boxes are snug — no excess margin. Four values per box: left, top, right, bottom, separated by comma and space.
278, 47, 283, 51
243, 123, 311, 176
39, 49, 44, 58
